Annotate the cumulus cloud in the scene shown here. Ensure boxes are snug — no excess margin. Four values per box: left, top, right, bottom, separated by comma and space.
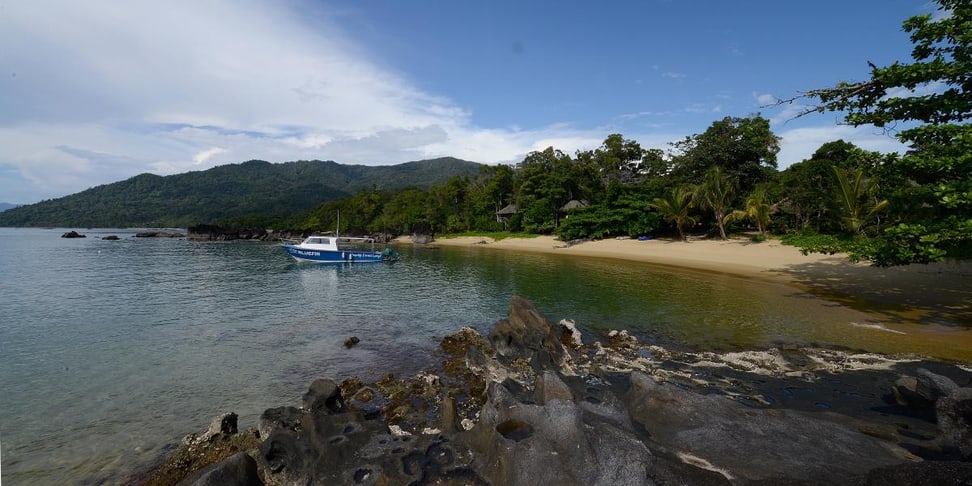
776, 125, 907, 169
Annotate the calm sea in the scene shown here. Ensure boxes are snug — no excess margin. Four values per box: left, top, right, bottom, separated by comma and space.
0, 227, 967, 484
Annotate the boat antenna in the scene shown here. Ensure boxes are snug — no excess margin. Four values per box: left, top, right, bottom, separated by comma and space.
336, 210, 340, 239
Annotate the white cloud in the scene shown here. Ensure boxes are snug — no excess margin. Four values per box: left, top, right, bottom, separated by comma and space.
662, 71, 686, 79
776, 124, 907, 169
754, 93, 777, 105
193, 148, 227, 165
0, 0, 483, 202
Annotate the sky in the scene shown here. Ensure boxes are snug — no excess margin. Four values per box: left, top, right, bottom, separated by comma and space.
0, 0, 942, 204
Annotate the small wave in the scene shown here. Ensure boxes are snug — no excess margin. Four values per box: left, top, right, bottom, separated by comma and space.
850, 322, 906, 335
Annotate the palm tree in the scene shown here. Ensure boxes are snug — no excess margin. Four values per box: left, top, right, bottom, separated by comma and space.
694, 166, 737, 240
831, 166, 890, 235
651, 186, 697, 241
744, 185, 773, 236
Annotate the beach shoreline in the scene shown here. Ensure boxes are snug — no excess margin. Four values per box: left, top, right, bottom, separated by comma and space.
393, 234, 972, 328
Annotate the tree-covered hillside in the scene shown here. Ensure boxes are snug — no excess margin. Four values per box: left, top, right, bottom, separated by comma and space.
0, 157, 482, 228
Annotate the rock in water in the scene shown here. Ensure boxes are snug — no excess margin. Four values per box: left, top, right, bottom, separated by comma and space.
61, 230, 85, 238
488, 295, 566, 370
344, 336, 360, 348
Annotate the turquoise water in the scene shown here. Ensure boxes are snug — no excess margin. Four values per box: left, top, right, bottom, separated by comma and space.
0, 228, 965, 484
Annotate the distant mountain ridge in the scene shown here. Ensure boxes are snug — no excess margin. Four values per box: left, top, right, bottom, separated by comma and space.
0, 157, 483, 228
0, 202, 18, 212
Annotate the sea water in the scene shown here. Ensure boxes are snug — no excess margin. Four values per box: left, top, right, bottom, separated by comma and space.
0, 227, 968, 484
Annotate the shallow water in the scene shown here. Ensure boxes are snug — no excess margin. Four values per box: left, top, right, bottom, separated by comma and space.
0, 228, 968, 484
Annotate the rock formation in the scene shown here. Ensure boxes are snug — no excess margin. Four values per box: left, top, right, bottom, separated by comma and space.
149, 296, 972, 485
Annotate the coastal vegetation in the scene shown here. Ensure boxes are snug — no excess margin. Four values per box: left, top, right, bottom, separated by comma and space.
3, 1, 967, 267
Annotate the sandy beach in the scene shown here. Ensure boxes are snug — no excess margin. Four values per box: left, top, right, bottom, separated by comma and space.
396, 235, 972, 327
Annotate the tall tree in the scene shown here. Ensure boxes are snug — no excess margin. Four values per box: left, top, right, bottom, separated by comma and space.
669, 115, 780, 194
743, 185, 773, 237
786, 0, 972, 264
694, 166, 737, 239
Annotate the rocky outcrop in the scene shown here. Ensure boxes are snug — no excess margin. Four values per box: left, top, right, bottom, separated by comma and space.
150, 296, 972, 486
61, 230, 85, 238
186, 225, 272, 241
892, 367, 972, 459
135, 231, 186, 238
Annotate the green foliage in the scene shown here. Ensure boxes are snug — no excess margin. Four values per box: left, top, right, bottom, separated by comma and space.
780, 231, 861, 257
694, 166, 737, 239
558, 184, 661, 241
651, 186, 697, 241
670, 115, 780, 194
830, 166, 890, 235
0, 158, 482, 228
796, 0, 972, 264
744, 185, 773, 236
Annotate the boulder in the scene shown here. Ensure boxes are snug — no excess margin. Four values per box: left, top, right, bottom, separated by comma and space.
102, 235, 120, 240
258, 406, 301, 440
61, 230, 85, 238
916, 368, 959, 403
344, 336, 360, 348
488, 295, 566, 369
302, 378, 345, 415
936, 387, 972, 459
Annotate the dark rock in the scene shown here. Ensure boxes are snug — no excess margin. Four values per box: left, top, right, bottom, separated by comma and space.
178, 452, 262, 486
440, 395, 458, 433
464, 381, 657, 485
258, 406, 302, 440
102, 235, 120, 240
488, 295, 566, 368
61, 230, 85, 238
302, 378, 345, 415
894, 376, 926, 407
916, 368, 959, 403
135, 231, 186, 238
624, 371, 912, 482
184, 413, 238, 446
535, 370, 573, 405
854, 460, 972, 485
936, 387, 972, 460
344, 336, 360, 348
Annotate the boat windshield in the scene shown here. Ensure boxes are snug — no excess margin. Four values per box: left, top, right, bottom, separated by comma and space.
306, 237, 329, 245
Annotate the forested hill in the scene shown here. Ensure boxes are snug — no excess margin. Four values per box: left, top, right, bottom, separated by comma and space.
0, 157, 483, 228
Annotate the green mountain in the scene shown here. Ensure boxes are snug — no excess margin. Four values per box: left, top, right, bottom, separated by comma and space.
0, 157, 483, 228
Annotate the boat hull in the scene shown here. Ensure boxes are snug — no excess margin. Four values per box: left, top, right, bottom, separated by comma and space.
282, 244, 385, 263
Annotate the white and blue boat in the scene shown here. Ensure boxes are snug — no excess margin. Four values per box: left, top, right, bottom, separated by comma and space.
281, 235, 399, 263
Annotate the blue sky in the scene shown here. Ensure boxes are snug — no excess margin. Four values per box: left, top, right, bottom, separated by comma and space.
0, 1, 939, 204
